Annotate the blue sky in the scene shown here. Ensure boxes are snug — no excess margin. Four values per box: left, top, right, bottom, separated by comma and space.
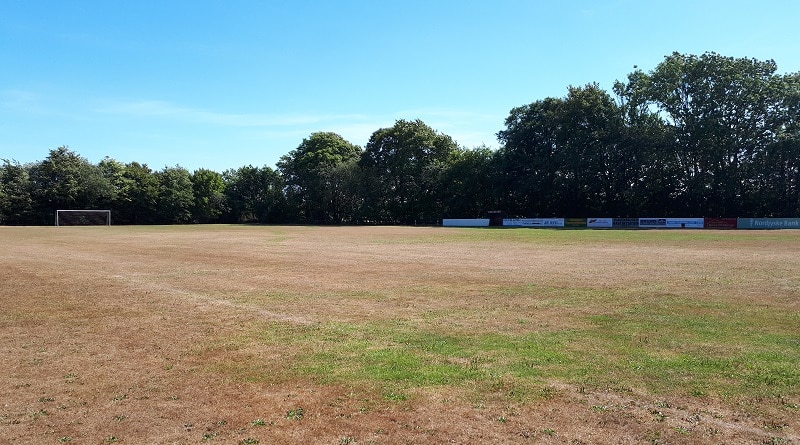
2, 0, 799, 172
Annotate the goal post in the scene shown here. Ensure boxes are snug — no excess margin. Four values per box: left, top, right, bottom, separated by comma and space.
55, 210, 112, 226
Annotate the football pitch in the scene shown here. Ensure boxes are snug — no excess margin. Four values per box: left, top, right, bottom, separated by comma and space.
1, 225, 798, 444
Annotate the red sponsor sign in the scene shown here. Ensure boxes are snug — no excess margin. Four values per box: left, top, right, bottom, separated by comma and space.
704, 218, 737, 229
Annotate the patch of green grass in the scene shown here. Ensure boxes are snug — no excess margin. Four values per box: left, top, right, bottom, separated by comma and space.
286, 407, 304, 420
382, 390, 407, 402
294, 322, 570, 384
199, 315, 568, 398
200, 292, 799, 402
28, 409, 48, 420
674, 426, 691, 435
191, 228, 800, 404
575, 295, 800, 397
425, 226, 780, 246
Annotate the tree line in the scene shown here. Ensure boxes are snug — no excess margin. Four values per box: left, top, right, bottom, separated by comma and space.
2, 52, 799, 225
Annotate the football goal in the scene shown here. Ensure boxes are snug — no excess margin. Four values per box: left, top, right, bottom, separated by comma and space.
55, 210, 111, 226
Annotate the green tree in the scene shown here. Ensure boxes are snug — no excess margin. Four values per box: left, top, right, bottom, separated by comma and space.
749, 72, 800, 216
277, 132, 361, 223
437, 145, 500, 218
155, 166, 195, 224
554, 84, 628, 216
0, 159, 34, 224
115, 162, 160, 224
754, 138, 800, 216
222, 165, 287, 223
0, 167, 5, 221
191, 168, 226, 223
617, 52, 791, 216
496, 97, 562, 216
28, 147, 113, 224
497, 85, 631, 217
613, 72, 681, 216
315, 157, 364, 224
359, 119, 458, 224
97, 157, 125, 213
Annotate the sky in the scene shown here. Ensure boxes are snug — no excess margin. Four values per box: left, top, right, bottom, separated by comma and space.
2, 0, 799, 173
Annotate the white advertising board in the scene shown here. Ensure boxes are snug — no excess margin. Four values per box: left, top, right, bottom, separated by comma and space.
665, 218, 704, 228
503, 218, 565, 227
638, 218, 704, 228
587, 218, 613, 228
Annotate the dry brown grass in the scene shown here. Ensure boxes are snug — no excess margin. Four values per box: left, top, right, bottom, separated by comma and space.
1, 225, 798, 444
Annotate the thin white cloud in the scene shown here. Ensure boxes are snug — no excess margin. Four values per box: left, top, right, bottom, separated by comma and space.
391, 107, 500, 122
311, 109, 503, 149
97, 100, 368, 127
388, 107, 504, 148
0, 89, 49, 114
95, 99, 502, 150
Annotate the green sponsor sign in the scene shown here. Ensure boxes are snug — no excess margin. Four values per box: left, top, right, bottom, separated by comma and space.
737, 218, 800, 229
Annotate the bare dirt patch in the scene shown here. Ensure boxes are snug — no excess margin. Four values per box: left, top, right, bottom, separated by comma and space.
1, 225, 798, 444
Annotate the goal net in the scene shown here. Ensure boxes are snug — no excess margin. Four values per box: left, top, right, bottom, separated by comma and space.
55, 210, 111, 226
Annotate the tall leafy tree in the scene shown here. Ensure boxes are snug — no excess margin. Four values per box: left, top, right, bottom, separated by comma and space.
222, 165, 287, 223
496, 98, 562, 216
277, 132, 361, 223
437, 145, 500, 218
497, 84, 630, 217
617, 52, 791, 216
0, 166, 5, 221
360, 119, 458, 224
155, 166, 195, 224
97, 157, 126, 213
754, 138, 800, 216
115, 162, 160, 224
315, 157, 365, 224
613, 72, 681, 216
191, 168, 226, 223
0, 159, 34, 224
554, 84, 627, 216
749, 71, 800, 216
28, 147, 113, 224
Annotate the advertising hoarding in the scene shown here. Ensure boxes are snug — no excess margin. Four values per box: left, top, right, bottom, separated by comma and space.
588, 218, 613, 228
564, 218, 587, 228
443, 216, 800, 229
503, 218, 565, 227
638, 218, 667, 228
704, 218, 737, 229
638, 218, 704, 228
612, 218, 639, 228
665, 218, 704, 228
442, 219, 490, 227
737, 218, 800, 229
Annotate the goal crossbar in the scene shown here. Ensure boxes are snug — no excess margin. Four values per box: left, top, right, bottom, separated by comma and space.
55, 209, 112, 226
